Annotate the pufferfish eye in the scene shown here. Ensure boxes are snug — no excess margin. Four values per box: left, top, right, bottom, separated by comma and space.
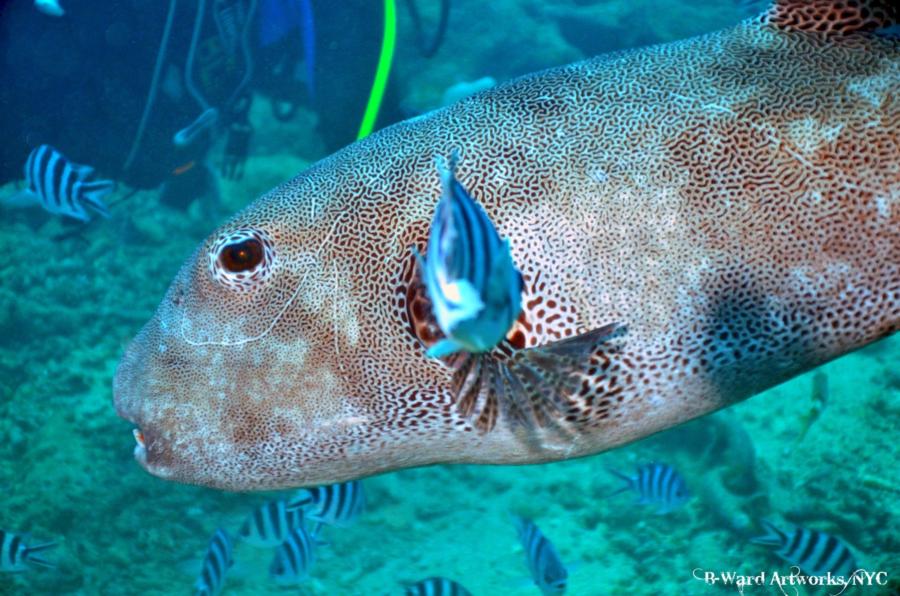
208, 228, 275, 292
219, 238, 264, 273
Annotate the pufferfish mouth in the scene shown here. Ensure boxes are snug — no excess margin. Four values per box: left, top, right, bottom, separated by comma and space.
123, 421, 177, 480
132, 428, 147, 461
113, 357, 173, 479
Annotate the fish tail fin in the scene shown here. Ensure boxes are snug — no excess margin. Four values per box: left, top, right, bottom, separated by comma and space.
310, 521, 324, 537
603, 468, 634, 498
447, 322, 627, 437
23, 542, 57, 568
79, 180, 115, 218
508, 513, 531, 539
749, 520, 787, 547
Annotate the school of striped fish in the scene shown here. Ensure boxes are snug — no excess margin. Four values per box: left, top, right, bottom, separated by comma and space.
0, 463, 868, 594
181, 467, 863, 594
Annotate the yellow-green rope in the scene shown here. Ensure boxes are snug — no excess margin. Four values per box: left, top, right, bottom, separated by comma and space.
356, 0, 397, 140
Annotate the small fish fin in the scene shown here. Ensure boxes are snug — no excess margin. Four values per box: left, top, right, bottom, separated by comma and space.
23, 541, 56, 555
23, 542, 57, 569
25, 556, 56, 569
69, 163, 95, 179
446, 322, 627, 437
508, 513, 532, 540
426, 338, 464, 359
2, 190, 40, 208
765, 0, 899, 37
286, 490, 313, 511
78, 180, 114, 217
603, 468, 634, 498
749, 519, 787, 547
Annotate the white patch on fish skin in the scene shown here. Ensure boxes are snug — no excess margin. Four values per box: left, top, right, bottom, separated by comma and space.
787, 117, 844, 155
587, 168, 608, 184
847, 72, 895, 110
329, 267, 360, 349
310, 403, 373, 435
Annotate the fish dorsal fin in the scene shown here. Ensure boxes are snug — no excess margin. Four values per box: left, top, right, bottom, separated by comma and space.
765, 0, 899, 36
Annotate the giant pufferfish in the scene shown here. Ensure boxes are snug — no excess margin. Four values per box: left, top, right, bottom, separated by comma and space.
114, 0, 900, 491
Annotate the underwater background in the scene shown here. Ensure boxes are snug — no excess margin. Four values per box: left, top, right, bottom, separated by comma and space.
0, 0, 897, 594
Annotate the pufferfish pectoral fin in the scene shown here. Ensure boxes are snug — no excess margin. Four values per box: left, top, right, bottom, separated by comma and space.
447, 322, 627, 437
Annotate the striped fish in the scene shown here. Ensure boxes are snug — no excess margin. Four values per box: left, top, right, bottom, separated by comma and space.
512, 516, 568, 596
193, 528, 233, 596
607, 462, 690, 514
288, 480, 365, 531
750, 521, 858, 578
11, 145, 113, 222
0, 529, 55, 573
413, 153, 625, 435
404, 577, 473, 596
419, 151, 523, 358
238, 499, 303, 547
269, 524, 319, 585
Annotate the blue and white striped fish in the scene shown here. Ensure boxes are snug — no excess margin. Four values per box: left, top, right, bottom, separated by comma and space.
607, 462, 690, 514
9, 145, 113, 222
0, 529, 56, 573
750, 521, 858, 578
288, 480, 365, 531
193, 528, 233, 596
404, 577, 473, 596
420, 151, 523, 358
269, 524, 319, 585
512, 516, 568, 596
238, 499, 303, 547
415, 153, 625, 435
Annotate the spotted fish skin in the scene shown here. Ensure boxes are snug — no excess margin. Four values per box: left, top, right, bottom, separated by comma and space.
114, 2, 900, 490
